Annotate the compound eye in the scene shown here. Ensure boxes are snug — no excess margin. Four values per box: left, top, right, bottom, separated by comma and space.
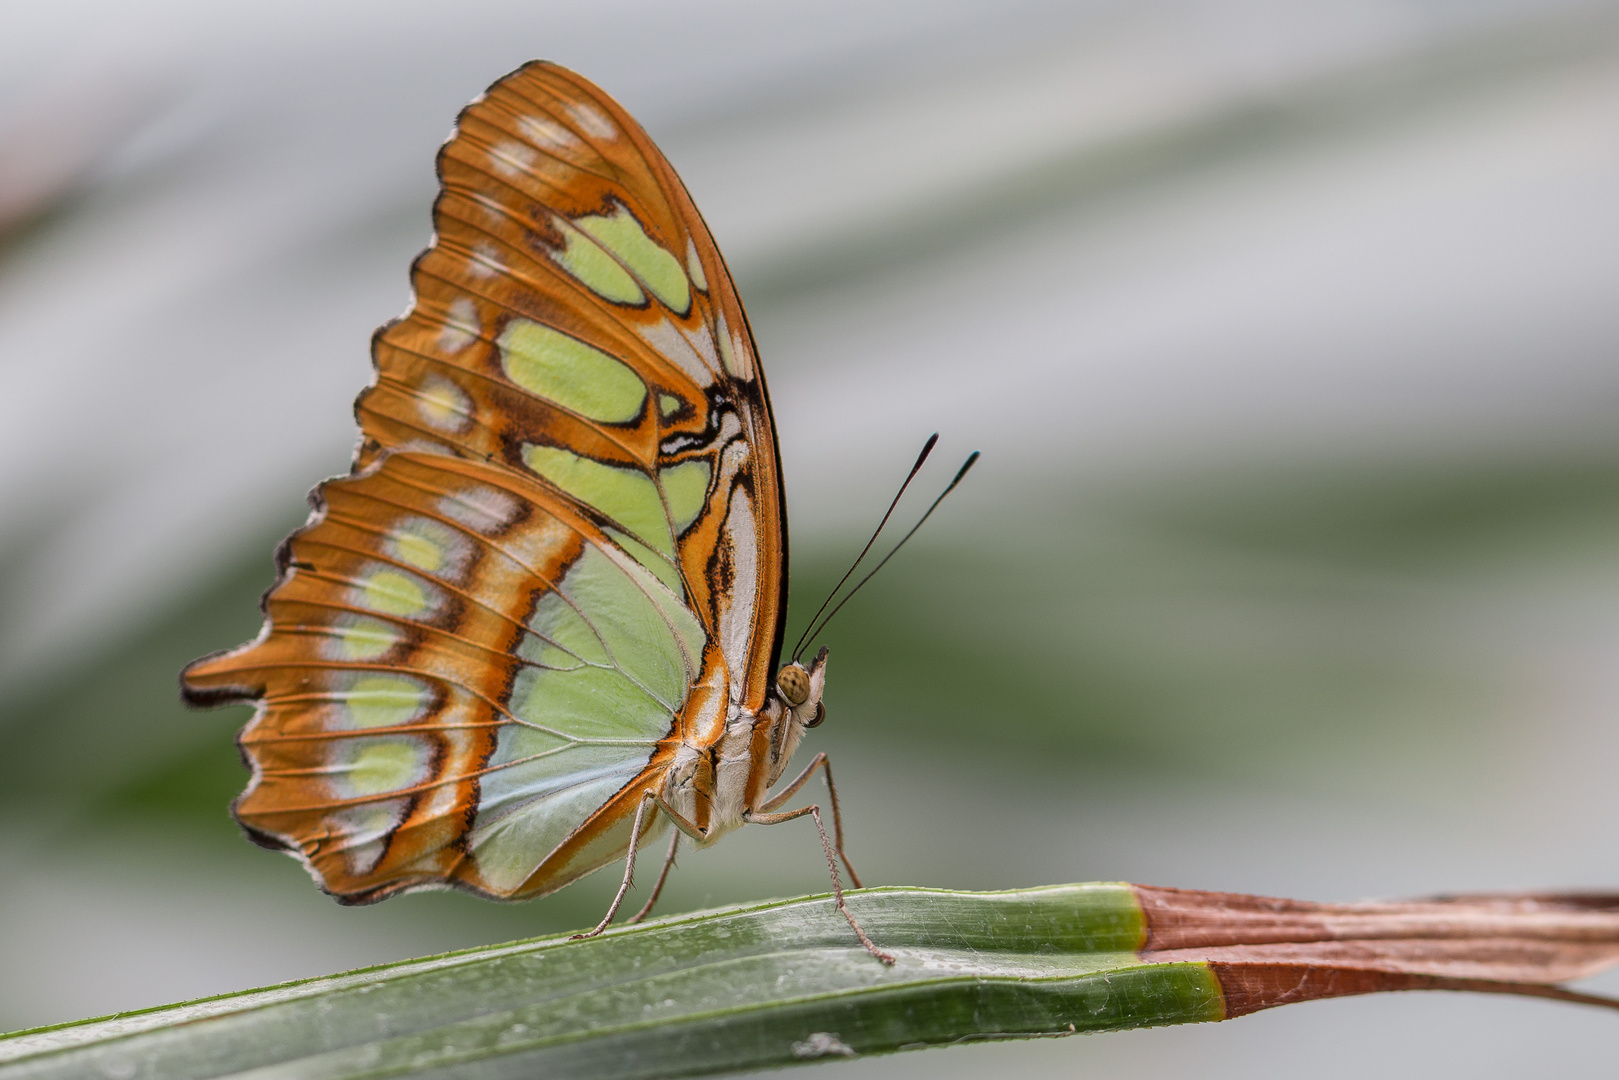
777, 664, 809, 707
805, 702, 826, 728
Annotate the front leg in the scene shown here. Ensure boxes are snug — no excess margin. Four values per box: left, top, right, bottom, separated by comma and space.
757, 752, 863, 888
653, 794, 709, 842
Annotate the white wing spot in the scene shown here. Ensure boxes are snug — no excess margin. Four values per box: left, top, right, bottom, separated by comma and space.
468, 242, 504, 280
518, 115, 580, 152
719, 472, 758, 702
437, 297, 480, 354
438, 484, 520, 534
566, 101, 616, 140
490, 140, 537, 178
640, 317, 716, 387
390, 437, 453, 456
325, 800, 407, 876
685, 321, 719, 372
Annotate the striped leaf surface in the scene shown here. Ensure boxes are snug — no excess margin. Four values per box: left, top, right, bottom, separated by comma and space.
4, 883, 1616, 1080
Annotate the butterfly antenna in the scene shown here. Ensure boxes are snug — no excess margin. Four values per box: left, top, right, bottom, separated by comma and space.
791, 434, 940, 662
800, 450, 980, 657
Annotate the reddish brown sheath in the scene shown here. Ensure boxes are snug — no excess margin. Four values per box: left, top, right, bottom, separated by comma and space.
1132, 885, 1619, 1017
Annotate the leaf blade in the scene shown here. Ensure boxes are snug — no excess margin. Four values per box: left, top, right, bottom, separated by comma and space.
2, 883, 1614, 1080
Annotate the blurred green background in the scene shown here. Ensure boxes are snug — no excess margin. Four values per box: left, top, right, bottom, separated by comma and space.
3, 1, 1619, 1076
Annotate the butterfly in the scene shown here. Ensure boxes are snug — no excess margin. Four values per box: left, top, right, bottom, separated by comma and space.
182, 61, 936, 963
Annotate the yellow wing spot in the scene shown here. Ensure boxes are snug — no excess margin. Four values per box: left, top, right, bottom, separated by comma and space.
336, 738, 430, 797
686, 237, 708, 293
342, 675, 429, 729
414, 374, 472, 433
661, 460, 712, 534
607, 527, 683, 594
384, 516, 470, 578
386, 530, 443, 574
574, 204, 690, 314
359, 568, 431, 617
658, 393, 682, 418
521, 443, 673, 555
551, 218, 645, 305
328, 617, 401, 661
498, 319, 647, 423
716, 311, 748, 378
722, 310, 741, 378
437, 297, 480, 354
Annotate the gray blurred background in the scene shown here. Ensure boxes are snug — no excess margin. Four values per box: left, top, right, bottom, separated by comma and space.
2, 0, 1618, 1073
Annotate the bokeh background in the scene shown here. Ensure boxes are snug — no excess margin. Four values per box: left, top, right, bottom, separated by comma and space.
3, 0, 1618, 1074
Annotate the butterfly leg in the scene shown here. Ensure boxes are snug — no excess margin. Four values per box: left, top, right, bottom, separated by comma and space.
571, 790, 658, 940
757, 752, 864, 887
744, 802, 895, 965
627, 831, 679, 924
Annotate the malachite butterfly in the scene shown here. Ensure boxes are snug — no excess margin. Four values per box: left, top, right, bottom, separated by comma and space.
182, 61, 898, 961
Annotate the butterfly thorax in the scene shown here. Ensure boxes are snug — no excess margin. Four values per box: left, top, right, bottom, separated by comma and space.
661, 647, 827, 847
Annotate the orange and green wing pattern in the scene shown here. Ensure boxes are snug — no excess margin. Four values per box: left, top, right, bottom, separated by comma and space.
182, 63, 786, 902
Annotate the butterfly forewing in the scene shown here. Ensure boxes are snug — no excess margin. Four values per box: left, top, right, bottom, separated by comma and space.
183, 62, 786, 902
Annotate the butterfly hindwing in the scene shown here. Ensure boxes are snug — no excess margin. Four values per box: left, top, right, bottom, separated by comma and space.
186, 452, 706, 899
182, 62, 786, 901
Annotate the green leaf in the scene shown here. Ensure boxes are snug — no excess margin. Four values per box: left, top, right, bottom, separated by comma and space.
3, 883, 1615, 1080
0, 884, 1196, 1079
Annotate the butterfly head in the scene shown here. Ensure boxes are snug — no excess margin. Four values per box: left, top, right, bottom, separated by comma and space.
776, 645, 829, 729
